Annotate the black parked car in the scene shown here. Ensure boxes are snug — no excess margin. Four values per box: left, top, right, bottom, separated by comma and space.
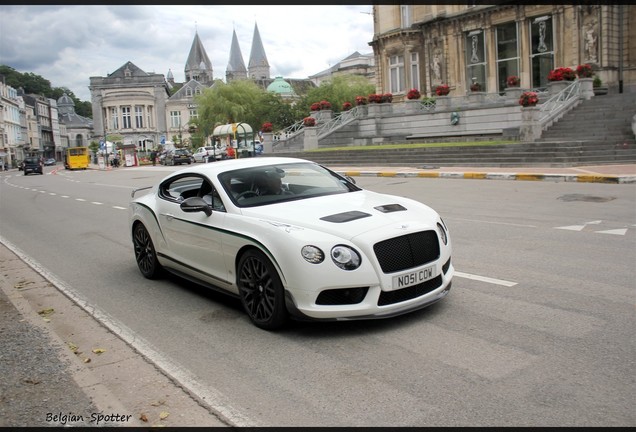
164, 149, 192, 166
22, 156, 44, 175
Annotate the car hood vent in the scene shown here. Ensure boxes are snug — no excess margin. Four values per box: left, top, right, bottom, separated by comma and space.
374, 204, 407, 213
320, 211, 372, 223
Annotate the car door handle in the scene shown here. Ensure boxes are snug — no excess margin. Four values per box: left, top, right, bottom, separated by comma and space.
160, 213, 174, 221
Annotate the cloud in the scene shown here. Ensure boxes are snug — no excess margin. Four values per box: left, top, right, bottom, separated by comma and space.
0, 5, 374, 101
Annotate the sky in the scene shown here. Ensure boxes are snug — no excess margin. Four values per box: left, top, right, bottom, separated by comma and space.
0, 5, 374, 102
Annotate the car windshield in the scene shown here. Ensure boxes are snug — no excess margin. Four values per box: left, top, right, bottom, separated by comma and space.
218, 162, 359, 207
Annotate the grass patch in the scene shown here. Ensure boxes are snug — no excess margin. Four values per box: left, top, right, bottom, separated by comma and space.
307, 140, 521, 152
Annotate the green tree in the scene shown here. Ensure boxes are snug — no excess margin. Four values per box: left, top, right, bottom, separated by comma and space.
301, 75, 375, 113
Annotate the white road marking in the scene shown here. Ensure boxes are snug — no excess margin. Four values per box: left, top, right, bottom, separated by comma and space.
454, 271, 517, 287
555, 225, 585, 231
595, 228, 628, 235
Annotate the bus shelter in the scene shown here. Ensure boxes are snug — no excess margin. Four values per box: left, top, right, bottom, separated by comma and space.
211, 122, 257, 158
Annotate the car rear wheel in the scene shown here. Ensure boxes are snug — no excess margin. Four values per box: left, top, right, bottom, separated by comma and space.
237, 249, 288, 330
133, 223, 164, 279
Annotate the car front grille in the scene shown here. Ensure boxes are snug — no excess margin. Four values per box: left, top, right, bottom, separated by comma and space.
373, 230, 440, 273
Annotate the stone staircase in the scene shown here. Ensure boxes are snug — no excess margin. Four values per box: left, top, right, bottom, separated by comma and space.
268, 92, 636, 168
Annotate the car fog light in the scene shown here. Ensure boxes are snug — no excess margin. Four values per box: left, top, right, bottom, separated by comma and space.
331, 245, 361, 270
301, 245, 324, 264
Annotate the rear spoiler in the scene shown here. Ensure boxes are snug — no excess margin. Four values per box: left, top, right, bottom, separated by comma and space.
131, 186, 152, 198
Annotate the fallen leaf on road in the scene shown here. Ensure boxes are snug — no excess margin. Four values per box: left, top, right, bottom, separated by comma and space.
150, 399, 166, 406
92, 348, 106, 354
67, 342, 79, 353
14, 280, 34, 289
37, 308, 54, 316
139, 413, 148, 422
159, 411, 170, 420
83, 357, 91, 363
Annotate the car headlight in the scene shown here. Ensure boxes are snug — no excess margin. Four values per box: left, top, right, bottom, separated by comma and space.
331, 245, 361, 270
301, 245, 324, 264
437, 222, 448, 245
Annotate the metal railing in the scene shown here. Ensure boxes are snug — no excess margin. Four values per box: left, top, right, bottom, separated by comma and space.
317, 106, 364, 138
538, 80, 581, 129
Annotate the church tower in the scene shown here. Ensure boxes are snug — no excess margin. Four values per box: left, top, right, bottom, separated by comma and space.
184, 30, 214, 84
226, 28, 248, 82
248, 22, 270, 80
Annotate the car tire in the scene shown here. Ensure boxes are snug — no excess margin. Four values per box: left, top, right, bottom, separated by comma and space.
132, 223, 164, 279
237, 249, 288, 330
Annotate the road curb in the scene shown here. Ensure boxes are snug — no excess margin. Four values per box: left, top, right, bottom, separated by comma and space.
336, 170, 636, 184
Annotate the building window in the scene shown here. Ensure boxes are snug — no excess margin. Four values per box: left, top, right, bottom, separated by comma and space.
135, 106, 144, 128
465, 30, 486, 92
146, 106, 153, 129
496, 22, 520, 93
529, 15, 554, 89
189, 109, 198, 121
170, 111, 181, 128
400, 5, 412, 29
410, 52, 420, 90
122, 106, 131, 129
389, 54, 405, 94
186, 87, 193, 97
110, 107, 118, 130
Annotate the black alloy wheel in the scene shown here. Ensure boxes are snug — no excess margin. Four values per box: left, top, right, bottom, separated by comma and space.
133, 223, 164, 279
237, 249, 287, 330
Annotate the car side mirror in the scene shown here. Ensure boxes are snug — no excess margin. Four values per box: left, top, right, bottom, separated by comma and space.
180, 197, 212, 217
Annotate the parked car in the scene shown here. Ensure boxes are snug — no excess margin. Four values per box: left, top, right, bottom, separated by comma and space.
164, 149, 192, 166
22, 156, 44, 175
129, 157, 453, 330
44, 158, 57, 166
193, 145, 226, 162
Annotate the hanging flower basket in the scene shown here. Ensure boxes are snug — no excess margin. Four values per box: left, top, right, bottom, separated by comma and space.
506, 76, 520, 87
261, 122, 273, 133
435, 84, 450, 96
547, 67, 576, 81
519, 91, 539, 107
406, 89, 421, 100
303, 117, 316, 127
576, 63, 594, 78
342, 101, 352, 111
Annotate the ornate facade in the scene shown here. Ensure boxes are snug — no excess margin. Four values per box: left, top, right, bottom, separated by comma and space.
370, 4, 635, 99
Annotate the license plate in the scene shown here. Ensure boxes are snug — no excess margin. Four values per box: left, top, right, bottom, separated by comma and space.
392, 265, 436, 290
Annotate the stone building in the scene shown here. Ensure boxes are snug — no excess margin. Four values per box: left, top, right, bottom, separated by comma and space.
370, 4, 634, 99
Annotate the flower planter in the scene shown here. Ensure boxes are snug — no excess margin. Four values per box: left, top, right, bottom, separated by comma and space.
404, 99, 422, 113
434, 95, 450, 111
519, 105, 541, 142
505, 87, 524, 101
548, 81, 571, 95
579, 78, 594, 100
303, 126, 318, 151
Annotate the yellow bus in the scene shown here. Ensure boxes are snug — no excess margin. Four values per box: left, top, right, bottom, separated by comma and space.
64, 146, 90, 170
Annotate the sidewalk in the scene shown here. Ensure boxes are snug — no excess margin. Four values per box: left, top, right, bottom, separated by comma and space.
327, 163, 636, 184
88, 162, 636, 184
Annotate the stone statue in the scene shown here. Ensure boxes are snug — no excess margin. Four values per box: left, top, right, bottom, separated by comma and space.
432, 52, 441, 81
585, 22, 597, 63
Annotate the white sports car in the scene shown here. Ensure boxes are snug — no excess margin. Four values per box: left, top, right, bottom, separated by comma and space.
129, 157, 453, 330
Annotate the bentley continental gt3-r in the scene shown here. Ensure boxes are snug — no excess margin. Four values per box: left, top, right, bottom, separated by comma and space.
129, 157, 453, 330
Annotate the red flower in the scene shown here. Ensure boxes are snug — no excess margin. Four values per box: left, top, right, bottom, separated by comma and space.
548, 67, 576, 81
519, 91, 539, 107
435, 84, 450, 96
506, 76, 520, 87
470, 82, 482, 92
576, 64, 594, 78
382, 93, 393, 103
342, 101, 352, 111
303, 117, 316, 127
319, 100, 332, 110
355, 96, 367, 106
310, 102, 321, 111
261, 122, 273, 133
406, 88, 421, 100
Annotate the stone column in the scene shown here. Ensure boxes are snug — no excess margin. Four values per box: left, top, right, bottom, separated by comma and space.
519, 106, 542, 142
548, 81, 569, 96
304, 127, 318, 151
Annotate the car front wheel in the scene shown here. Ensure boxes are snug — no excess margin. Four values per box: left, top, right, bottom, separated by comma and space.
237, 249, 288, 330
133, 223, 164, 279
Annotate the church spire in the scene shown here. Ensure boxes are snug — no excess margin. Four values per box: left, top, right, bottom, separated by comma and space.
226, 28, 247, 82
185, 30, 213, 84
248, 22, 270, 80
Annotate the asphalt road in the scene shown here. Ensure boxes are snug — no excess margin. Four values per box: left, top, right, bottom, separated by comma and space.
1, 164, 634, 427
